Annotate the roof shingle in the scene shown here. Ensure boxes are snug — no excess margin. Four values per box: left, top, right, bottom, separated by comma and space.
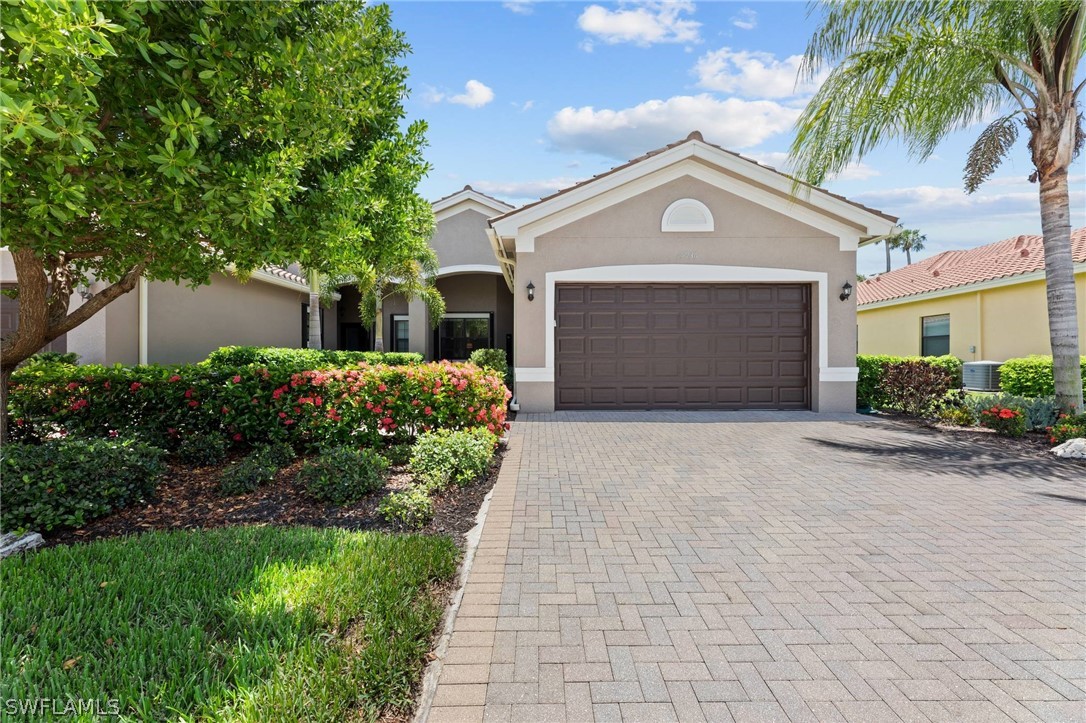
857, 227, 1086, 305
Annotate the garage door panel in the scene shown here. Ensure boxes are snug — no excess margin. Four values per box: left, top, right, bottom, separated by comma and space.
555, 283, 810, 410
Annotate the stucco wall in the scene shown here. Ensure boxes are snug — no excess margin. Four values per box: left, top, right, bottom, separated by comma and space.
858, 272, 1086, 362
431, 209, 503, 270
512, 175, 859, 412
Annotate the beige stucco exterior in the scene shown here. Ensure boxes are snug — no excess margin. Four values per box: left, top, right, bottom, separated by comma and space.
858, 270, 1086, 362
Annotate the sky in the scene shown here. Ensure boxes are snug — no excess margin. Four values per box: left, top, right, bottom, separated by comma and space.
388, 0, 1085, 276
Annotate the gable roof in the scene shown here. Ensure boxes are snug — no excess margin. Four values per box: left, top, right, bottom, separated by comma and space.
857, 227, 1086, 306
431, 185, 513, 219
489, 131, 898, 235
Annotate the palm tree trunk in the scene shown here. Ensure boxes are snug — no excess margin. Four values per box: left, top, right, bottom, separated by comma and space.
307, 270, 322, 350
905, 246, 912, 265
373, 295, 385, 352
1038, 169, 1083, 413
884, 240, 892, 273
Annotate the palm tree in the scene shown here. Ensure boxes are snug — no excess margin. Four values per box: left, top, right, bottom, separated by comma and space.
307, 270, 324, 350
790, 0, 1084, 412
889, 228, 927, 265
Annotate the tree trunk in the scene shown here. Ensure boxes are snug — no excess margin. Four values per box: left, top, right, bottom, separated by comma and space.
1, 367, 11, 442
1037, 168, 1083, 412
373, 295, 385, 352
884, 240, 892, 273
905, 246, 912, 265
307, 270, 322, 350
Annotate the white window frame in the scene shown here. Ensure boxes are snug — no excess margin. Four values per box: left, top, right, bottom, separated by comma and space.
661, 198, 714, 232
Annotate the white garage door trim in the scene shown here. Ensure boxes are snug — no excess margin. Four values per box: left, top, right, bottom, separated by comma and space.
514, 264, 859, 384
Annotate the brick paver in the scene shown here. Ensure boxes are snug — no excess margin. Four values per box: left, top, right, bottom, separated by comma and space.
427, 412, 1085, 722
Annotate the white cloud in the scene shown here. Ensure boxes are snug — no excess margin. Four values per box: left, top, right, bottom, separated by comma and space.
577, 2, 701, 47
503, 1, 533, 14
731, 8, 757, 30
512, 99, 535, 112
547, 94, 800, 159
472, 177, 585, 201
448, 80, 494, 108
693, 48, 826, 99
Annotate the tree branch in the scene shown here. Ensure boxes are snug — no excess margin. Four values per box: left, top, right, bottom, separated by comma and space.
48, 263, 148, 340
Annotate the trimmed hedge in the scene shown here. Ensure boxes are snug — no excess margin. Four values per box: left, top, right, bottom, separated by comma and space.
203, 346, 421, 369
999, 355, 1086, 398
9, 361, 510, 450
857, 354, 963, 409
1, 438, 166, 533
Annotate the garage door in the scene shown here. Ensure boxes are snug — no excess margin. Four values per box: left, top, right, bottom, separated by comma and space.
554, 283, 810, 410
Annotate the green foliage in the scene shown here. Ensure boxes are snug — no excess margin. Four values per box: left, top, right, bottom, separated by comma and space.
218, 448, 277, 496
879, 360, 955, 417
0, 438, 165, 533
379, 487, 435, 530
298, 446, 388, 505
255, 441, 296, 468
963, 393, 1061, 431
469, 348, 509, 380
9, 359, 511, 449
1048, 413, 1086, 445
857, 354, 962, 409
176, 432, 227, 466
1, 1, 433, 369
203, 346, 422, 369
937, 406, 977, 427
20, 351, 80, 368
0, 527, 458, 719
383, 443, 414, 466
1000, 356, 1086, 398
978, 405, 1028, 438
410, 428, 497, 490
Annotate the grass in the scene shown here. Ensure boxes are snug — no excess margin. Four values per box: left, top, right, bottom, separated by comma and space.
1, 526, 459, 722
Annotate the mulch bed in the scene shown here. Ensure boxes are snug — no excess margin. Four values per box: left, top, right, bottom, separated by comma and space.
47, 444, 506, 548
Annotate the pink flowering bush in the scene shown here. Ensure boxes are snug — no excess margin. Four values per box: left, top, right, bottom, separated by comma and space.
9, 360, 510, 450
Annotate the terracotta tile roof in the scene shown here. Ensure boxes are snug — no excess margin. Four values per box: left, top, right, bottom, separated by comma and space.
263, 264, 307, 287
489, 131, 898, 226
857, 227, 1086, 305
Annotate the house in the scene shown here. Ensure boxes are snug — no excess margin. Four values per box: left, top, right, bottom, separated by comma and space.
2, 132, 900, 412
857, 228, 1086, 362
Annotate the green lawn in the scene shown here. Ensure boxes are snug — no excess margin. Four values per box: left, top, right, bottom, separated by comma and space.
1, 527, 459, 721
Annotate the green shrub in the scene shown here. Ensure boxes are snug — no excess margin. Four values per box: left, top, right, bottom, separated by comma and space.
937, 407, 976, 427
999, 355, 1086, 397
978, 404, 1028, 438
378, 486, 435, 529
1047, 413, 1086, 446
468, 348, 508, 378
176, 432, 228, 466
298, 446, 388, 505
256, 441, 296, 467
382, 443, 414, 466
219, 449, 278, 496
878, 360, 955, 416
20, 350, 80, 368
0, 438, 166, 532
203, 346, 422, 369
410, 428, 497, 490
857, 354, 962, 409
963, 393, 1060, 431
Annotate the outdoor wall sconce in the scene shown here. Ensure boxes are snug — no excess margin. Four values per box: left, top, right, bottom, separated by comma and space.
839, 281, 853, 302
526, 281, 535, 301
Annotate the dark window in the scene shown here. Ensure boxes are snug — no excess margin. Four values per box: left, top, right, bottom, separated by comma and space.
392, 316, 409, 352
921, 314, 950, 356
301, 304, 325, 348
438, 315, 491, 360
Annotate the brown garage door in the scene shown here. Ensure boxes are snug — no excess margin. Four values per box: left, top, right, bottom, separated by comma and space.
555, 283, 810, 410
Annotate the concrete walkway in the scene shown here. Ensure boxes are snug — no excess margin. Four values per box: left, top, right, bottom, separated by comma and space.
426, 413, 1085, 722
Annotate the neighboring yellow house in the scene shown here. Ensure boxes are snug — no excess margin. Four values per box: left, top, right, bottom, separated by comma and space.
857, 228, 1086, 362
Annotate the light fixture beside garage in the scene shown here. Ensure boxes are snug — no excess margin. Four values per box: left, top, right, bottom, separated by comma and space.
526, 281, 535, 301
840, 281, 853, 301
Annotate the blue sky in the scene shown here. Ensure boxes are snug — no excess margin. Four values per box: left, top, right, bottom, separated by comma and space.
389, 1, 1085, 276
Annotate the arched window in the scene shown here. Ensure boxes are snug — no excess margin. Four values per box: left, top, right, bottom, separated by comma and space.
661, 198, 714, 232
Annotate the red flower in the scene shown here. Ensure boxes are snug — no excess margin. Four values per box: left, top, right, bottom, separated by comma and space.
169, 374, 182, 382
221, 406, 230, 415
130, 382, 142, 392
188, 400, 199, 408
69, 399, 88, 411
279, 411, 287, 418
184, 388, 194, 398
424, 406, 432, 416
233, 433, 243, 441
232, 375, 241, 384
103, 381, 111, 390
67, 382, 80, 390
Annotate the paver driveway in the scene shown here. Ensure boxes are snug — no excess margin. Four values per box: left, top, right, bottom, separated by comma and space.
425, 413, 1086, 723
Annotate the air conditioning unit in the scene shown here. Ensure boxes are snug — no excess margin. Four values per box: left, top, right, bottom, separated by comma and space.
963, 361, 1003, 391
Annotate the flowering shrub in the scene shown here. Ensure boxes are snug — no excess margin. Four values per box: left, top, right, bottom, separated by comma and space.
8, 361, 510, 450
1047, 413, 1086, 446
978, 405, 1027, 438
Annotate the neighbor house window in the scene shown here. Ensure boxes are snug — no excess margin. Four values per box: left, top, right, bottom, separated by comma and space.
391, 315, 409, 352
921, 314, 950, 356
437, 314, 491, 360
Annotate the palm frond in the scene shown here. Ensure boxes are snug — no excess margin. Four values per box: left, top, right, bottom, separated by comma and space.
963, 114, 1020, 193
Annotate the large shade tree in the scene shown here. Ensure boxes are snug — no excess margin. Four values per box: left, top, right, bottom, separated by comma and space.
0, 0, 434, 434
791, 0, 1085, 412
